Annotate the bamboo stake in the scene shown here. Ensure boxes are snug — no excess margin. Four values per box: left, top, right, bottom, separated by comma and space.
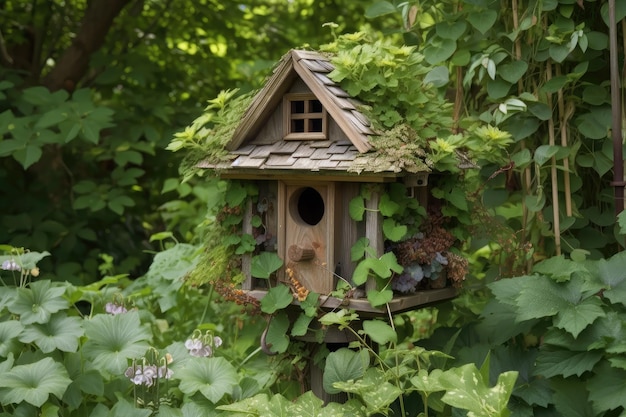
512, 0, 533, 249
556, 64, 573, 217
546, 60, 562, 255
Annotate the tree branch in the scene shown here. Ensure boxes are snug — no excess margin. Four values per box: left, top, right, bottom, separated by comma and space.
42, 0, 131, 91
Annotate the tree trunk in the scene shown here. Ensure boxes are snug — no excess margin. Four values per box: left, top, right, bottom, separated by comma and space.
42, 0, 131, 91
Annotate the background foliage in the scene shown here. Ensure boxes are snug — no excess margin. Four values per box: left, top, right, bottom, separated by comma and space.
0, 0, 370, 284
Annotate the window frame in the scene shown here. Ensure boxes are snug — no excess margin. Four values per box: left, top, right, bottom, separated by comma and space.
283, 93, 327, 140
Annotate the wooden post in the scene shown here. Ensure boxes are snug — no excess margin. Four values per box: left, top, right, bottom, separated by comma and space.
365, 190, 383, 292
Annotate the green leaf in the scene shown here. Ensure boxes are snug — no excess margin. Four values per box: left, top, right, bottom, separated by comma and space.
362, 320, 397, 345
349, 196, 365, 221
467, 9, 498, 34
443, 187, 468, 210
177, 357, 237, 403
524, 194, 545, 212
333, 368, 401, 411
436, 21, 467, 40
486, 78, 512, 99
515, 275, 604, 337
109, 397, 152, 417
549, 44, 570, 62
382, 218, 407, 242
576, 110, 610, 139
75, 369, 104, 396
291, 313, 313, 337
541, 75, 569, 94
534, 349, 603, 378
260, 284, 293, 314
19, 313, 83, 353
594, 251, 626, 306
411, 368, 445, 394
13, 145, 43, 169
300, 292, 319, 317
264, 312, 290, 354
526, 102, 552, 121
364, 1, 397, 18
0, 321, 24, 357
319, 309, 359, 328
350, 237, 370, 261
499, 60, 528, 83
323, 348, 369, 394
424, 38, 457, 65
534, 145, 560, 166
108, 195, 135, 215
8, 280, 68, 325
289, 391, 328, 417
35, 109, 68, 129
552, 378, 596, 417
0, 357, 71, 407
378, 193, 400, 216
353, 252, 402, 285
532, 255, 582, 282
588, 361, 626, 413
367, 288, 393, 308
440, 364, 517, 417
424, 66, 449, 87
251, 252, 283, 279
82, 311, 152, 374
618, 211, 626, 235
21, 86, 58, 106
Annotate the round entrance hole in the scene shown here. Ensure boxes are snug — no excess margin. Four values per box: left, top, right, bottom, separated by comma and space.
290, 187, 325, 226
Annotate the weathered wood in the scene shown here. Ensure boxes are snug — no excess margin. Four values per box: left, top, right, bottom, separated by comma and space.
365, 190, 383, 292
280, 182, 335, 294
245, 287, 458, 315
228, 56, 297, 150
335, 183, 360, 284
288, 244, 316, 262
219, 171, 401, 183
241, 199, 253, 290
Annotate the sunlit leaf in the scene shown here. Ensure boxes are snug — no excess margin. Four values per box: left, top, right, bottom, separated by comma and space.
440, 363, 517, 416
349, 196, 365, 221
366, 288, 393, 308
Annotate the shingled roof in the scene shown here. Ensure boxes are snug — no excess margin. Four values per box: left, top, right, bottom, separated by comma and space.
199, 49, 425, 178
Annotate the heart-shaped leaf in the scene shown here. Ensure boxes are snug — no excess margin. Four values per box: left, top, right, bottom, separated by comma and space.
260, 284, 292, 314
251, 252, 283, 279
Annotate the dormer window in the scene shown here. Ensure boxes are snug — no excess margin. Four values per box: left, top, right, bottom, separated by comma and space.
283, 93, 327, 140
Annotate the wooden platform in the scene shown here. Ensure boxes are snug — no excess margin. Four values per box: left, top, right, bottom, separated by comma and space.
246, 287, 458, 316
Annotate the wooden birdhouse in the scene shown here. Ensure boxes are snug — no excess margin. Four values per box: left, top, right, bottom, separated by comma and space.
199, 49, 461, 316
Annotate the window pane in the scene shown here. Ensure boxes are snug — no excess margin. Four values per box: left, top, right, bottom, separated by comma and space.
291, 119, 305, 132
309, 118, 323, 132
309, 100, 322, 113
291, 100, 305, 114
